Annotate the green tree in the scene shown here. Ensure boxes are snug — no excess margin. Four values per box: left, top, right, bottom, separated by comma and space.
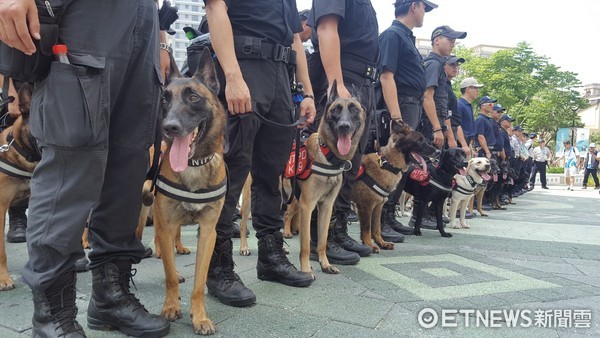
455, 42, 588, 144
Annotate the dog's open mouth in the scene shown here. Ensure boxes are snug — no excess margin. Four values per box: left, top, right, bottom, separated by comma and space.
337, 133, 352, 156
458, 167, 467, 176
169, 120, 207, 172
477, 169, 491, 181
411, 152, 428, 172
502, 173, 507, 180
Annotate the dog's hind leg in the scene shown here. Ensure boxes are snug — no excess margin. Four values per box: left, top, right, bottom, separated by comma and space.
476, 191, 488, 217
175, 226, 190, 255
412, 199, 426, 236
190, 208, 219, 335
0, 202, 15, 291
357, 202, 378, 253
298, 197, 317, 279
239, 174, 251, 255
371, 203, 394, 251
449, 198, 461, 229
435, 201, 452, 238
154, 208, 183, 322
283, 198, 298, 239
316, 201, 339, 274
459, 200, 470, 229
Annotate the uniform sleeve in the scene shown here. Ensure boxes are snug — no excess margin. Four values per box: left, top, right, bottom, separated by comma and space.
424, 59, 441, 89
310, 0, 345, 27
474, 119, 485, 136
287, 0, 303, 34
378, 30, 402, 74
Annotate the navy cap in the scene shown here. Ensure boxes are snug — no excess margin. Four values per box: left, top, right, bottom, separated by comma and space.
478, 96, 497, 106
493, 104, 507, 112
500, 114, 515, 122
431, 25, 467, 41
529, 132, 537, 139
539, 139, 546, 143
513, 125, 522, 131
445, 55, 465, 65
395, 0, 438, 12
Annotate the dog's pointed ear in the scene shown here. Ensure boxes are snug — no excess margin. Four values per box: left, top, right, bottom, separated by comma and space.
350, 84, 361, 102
18, 82, 32, 117
166, 52, 182, 85
328, 79, 339, 104
391, 119, 406, 135
192, 47, 220, 96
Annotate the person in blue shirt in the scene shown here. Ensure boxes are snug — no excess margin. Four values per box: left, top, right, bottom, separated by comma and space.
458, 77, 483, 156
473, 96, 497, 159
582, 143, 600, 189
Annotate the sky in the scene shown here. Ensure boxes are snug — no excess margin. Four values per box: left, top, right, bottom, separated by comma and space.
295, 0, 600, 85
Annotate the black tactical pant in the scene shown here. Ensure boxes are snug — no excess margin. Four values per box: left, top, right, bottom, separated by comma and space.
22, 0, 160, 292
529, 161, 548, 188
216, 58, 295, 240
583, 168, 599, 187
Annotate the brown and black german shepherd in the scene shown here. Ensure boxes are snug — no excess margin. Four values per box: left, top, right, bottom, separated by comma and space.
0, 84, 35, 291
352, 121, 436, 253
151, 49, 226, 335
292, 81, 366, 277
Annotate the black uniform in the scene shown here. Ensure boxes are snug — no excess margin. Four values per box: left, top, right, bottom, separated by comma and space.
308, 0, 378, 223
378, 20, 425, 130
420, 52, 448, 141
447, 80, 460, 136
216, 0, 303, 240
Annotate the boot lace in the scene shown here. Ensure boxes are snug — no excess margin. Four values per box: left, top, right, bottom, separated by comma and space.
215, 249, 239, 283
46, 279, 83, 336
335, 221, 359, 245
116, 267, 147, 313
271, 236, 294, 268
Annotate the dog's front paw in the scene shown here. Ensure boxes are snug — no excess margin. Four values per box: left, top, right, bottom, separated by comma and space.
239, 247, 251, 256
176, 244, 191, 255
321, 264, 340, 274
161, 303, 182, 322
177, 271, 185, 283
282, 231, 293, 239
461, 223, 470, 229
0, 276, 15, 291
452, 224, 461, 229
370, 244, 381, 253
441, 232, 453, 238
193, 318, 216, 335
413, 229, 422, 236
377, 241, 395, 250
480, 212, 488, 217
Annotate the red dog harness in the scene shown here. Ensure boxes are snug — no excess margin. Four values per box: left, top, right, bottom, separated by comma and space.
284, 140, 351, 180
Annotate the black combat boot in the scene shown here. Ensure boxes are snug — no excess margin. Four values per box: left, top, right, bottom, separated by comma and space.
381, 204, 414, 235
87, 261, 170, 337
380, 223, 405, 243
309, 217, 360, 264
31, 271, 86, 338
330, 213, 372, 257
257, 232, 313, 287
7, 206, 27, 243
207, 238, 256, 307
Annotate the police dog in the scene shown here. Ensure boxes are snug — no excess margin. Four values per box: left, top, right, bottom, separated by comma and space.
294, 81, 365, 277
404, 148, 468, 237
152, 49, 225, 335
352, 121, 435, 252
0, 84, 36, 291
449, 157, 491, 229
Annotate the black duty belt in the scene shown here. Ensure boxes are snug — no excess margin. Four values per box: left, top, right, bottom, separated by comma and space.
341, 58, 378, 81
397, 95, 423, 104
233, 36, 296, 64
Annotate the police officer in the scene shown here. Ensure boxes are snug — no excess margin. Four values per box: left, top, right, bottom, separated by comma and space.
444, 55, 469, 154
1, 0, 171, 336
457, 77, 484, 152
378, 0, 438, 236
474, 96, 498, 159
421, 26, 466, 148
306, 0, 380, 264
204, 0, 317, 304
491, 104, 507, 161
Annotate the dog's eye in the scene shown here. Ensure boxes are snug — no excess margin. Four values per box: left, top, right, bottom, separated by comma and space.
189, 94, 201, 102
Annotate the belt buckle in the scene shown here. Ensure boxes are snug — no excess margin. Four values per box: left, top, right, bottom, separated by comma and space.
365, 65, 377, 81
274, 45, 290, 63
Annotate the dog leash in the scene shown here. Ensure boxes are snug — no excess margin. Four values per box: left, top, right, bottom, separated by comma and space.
251, 110, 307, 128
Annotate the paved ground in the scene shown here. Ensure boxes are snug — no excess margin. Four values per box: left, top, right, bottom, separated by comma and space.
2, 185, 599, 337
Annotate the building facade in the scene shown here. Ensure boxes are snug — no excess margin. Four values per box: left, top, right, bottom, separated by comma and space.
170, 0, 205, 67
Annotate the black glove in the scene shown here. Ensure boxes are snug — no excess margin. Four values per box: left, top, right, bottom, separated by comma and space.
158, 0, 179, 35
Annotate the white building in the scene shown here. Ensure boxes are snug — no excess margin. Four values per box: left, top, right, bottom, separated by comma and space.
170, 0, 205, 67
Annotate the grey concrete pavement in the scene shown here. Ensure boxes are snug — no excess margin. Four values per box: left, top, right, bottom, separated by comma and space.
2, 185, 599, 337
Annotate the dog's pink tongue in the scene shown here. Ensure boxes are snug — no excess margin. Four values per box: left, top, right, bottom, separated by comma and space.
482, 172, 491, 181
337, 135, 351, 156
412, 152, 428, 173
169, 135, 192, 172
459, 168, 467, 176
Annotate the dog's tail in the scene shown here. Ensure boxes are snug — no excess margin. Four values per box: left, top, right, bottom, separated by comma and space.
141, 181, 155, 207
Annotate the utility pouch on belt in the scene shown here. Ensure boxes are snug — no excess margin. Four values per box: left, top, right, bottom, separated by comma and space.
0, 0, 70, 83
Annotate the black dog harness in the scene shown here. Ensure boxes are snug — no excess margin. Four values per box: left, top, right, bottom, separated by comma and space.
0, 131, 41, 179
356, 155, 403, 198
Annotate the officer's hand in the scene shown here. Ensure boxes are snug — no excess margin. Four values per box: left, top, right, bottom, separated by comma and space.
299, 96, 316, 128
485, 150, 492, 159
462, 145, 471, 158
433, 130, 444, 148
447, 137, 457, 148
225, 73, 252, 115
0, 0, 39, 55
159, 49, 171, 85
329, 82, 352, 99
8, 93, 19, 118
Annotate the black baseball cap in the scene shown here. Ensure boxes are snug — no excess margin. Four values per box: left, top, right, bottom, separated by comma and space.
529, 132, 537, 139
539, 139, 546, 143
431, 25, 467, 41
299, 9, 310, 20
394, 0, 439, 12
500, 114, 515, 122
478, 96, 497, 107
445, 55, 465, 65
513, 125, 523, 131
563, 140, 571, 145
493, 104, 507, 112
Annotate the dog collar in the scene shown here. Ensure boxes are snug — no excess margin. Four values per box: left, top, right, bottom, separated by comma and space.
2, 132, 41, 163
188, 154, 214, 167
155, 175, 227, 204
318, 138, 352, 171
466, 174, 476, 187
357, 171, 391, 197
0, 156, 32, 179
429, 178, 453, 193
379, 155, 402, 175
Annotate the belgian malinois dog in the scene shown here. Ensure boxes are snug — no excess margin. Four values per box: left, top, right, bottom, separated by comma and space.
0, 84, 37, 291
352, 121, 436, 252
292, 81, 365, 277
151, 49, 226, 335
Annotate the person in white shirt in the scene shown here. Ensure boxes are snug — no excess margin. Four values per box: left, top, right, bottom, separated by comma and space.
554, 140, 580, 190
582, 143, 600, 189
529, 139, 551, 190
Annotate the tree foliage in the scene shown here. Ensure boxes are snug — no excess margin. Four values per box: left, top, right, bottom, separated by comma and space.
454, 42, 588, 144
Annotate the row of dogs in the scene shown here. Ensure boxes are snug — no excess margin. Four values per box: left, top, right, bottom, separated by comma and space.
0, 49, 508, 335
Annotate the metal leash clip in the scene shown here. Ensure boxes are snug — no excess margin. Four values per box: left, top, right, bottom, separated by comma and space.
0, 139, 13, 152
